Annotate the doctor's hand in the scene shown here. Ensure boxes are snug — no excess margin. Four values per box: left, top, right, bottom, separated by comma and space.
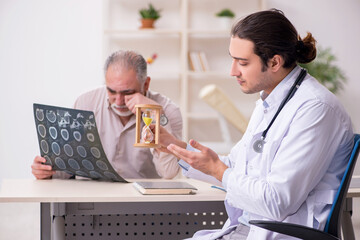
167, 139, 228, 182
31, 156, 56, 179
149, 125, 187, 154
124, 93, 159, 114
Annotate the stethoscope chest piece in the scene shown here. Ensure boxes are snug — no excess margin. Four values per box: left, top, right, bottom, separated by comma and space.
251, 68, 307, 154
253, 137, 265, 153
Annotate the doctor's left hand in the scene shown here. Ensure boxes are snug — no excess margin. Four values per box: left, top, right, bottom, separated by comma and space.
167, 139, 228, 181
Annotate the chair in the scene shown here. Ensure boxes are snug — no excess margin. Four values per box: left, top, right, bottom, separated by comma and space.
249, 134, 360, 240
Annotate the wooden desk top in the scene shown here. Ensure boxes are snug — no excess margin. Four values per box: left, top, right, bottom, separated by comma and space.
2, 175, 359, 203
0, 178, 226, 203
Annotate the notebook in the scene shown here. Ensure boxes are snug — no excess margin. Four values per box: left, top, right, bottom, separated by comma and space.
33, 103, 128, 182
133, 181, 197, 195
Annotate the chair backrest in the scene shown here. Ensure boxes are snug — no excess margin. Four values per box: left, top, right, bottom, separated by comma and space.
324, 134, 360, 236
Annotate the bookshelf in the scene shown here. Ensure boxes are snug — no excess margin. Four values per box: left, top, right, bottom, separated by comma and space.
103, 0, 265, 154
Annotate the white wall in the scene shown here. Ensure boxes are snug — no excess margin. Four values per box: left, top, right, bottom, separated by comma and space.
0, 2, 102, 238
0, 0, 103, 180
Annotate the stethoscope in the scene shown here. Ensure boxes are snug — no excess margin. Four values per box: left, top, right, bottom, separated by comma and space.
253, 68, 307, 153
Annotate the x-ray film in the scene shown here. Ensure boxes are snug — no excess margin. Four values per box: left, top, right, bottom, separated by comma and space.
33, 103, 128, 182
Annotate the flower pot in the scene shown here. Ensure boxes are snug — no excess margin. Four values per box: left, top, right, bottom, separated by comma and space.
219, 17, 233, 30
140, 19, 156, 29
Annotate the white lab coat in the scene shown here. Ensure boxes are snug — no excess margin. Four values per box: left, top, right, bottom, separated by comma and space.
183, 66, 354, 239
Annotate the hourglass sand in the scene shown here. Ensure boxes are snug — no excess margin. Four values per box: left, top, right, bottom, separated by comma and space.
134, 104, 161, 148
142, 110, 154, 143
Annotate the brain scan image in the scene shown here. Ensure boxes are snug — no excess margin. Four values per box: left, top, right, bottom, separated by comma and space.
33, 103, 127, 182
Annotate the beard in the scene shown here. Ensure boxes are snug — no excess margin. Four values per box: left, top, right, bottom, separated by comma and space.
110, 103, 133, 117
237, 71, 273, 95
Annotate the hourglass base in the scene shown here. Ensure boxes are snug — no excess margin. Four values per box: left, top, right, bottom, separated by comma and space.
134, 143, 161, 148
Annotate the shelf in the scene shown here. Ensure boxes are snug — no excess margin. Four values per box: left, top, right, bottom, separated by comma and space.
148, 72, 180, 81
188, 29, 230, 38
187, 71, 232, 79
104, 29, 181, 37
187, 112, 218, 120
103, 0, 263, 144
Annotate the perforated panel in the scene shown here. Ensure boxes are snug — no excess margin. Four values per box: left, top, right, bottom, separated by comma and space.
64, 212, 227, 240
42, 202, 228, 239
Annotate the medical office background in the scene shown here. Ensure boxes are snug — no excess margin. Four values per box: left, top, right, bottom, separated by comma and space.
0, 0, 359, 239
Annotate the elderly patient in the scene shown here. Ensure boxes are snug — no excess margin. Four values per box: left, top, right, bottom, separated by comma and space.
31, 50, 182, 180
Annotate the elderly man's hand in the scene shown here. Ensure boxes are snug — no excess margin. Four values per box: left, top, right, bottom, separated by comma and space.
125, 93, 159, 114
31, 156, 56, 179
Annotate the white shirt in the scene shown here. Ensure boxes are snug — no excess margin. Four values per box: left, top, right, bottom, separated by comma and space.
181, 66, 354, 239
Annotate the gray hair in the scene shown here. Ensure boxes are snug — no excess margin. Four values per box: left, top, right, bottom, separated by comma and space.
104, 50, 147, 86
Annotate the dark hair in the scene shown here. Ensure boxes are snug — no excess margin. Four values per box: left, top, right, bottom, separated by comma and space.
231, 9, 316, 70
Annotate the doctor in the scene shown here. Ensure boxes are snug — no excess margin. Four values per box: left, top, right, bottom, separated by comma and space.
156, 9, 353, 239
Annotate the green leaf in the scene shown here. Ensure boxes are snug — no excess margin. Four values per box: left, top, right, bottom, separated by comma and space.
139, 3, 161, 20
215, 9, 235, 18
299, 47, 346, 94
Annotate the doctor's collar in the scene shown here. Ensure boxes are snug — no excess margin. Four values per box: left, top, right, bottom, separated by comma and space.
260, 65, 301, 107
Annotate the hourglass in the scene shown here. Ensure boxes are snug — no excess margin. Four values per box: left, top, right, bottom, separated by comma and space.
142, 110, 154, 143
134, 104, 161, 148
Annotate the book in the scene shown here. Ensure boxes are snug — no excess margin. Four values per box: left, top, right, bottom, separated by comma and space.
133, 181, 198, 195
188, 51, 210, 71
188, 51, 196, 71
198, 51, 210, 71
188, 51, 203, 71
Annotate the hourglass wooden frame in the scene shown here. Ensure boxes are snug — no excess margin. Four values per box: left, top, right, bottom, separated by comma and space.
134, 104, 161, 148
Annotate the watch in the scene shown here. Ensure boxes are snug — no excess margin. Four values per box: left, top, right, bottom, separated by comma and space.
160, 114, 168, 126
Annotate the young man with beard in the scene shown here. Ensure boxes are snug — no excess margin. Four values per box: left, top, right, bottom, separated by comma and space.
156, 9, 353, 239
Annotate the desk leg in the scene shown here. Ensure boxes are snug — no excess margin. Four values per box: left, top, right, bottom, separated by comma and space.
41, 203, 51, 240
50, 203, 66, 240
342, 197, 355, 240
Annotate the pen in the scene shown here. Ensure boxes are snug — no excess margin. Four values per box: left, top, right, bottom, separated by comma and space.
211, 185, 227, 192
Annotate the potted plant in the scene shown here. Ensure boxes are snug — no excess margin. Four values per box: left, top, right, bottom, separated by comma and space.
300, 47, 346, 94
215, 8, 235, 29
216, 8, 235, 18
139, 3, 161, 29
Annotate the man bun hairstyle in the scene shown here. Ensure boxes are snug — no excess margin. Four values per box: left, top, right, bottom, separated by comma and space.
231, 9, 317, 70
296, 32, 317, 64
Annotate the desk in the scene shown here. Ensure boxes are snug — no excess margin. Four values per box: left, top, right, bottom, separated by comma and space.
2, 178, 358, 240
0, 178, 227, 240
